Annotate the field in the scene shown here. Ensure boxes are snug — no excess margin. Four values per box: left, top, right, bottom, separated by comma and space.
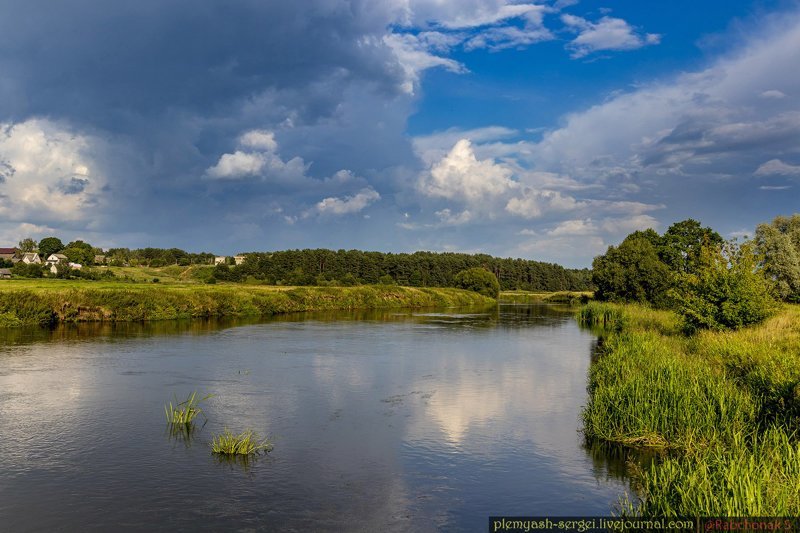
0, 278, 495, 327
580, 302, 800, 515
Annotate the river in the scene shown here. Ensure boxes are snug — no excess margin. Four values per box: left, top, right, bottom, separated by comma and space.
0, 303, 630, 532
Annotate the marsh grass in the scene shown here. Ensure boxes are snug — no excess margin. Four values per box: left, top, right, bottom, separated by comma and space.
580, 301, 800, 515
211, 429, 273, 456
576, 302, 627, 331
164, 391, 213, 425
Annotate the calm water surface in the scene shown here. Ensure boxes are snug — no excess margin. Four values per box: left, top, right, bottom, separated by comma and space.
0, 304, 631, 532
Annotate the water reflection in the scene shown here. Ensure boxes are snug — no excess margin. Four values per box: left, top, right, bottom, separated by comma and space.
0, 303, 632, 531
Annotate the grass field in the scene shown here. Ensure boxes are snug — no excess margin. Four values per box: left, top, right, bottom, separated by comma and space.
0, 279, 495, 327
580, 302, 800, 515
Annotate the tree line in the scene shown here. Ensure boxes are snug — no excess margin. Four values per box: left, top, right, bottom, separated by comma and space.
591, 215, 800, 332
213, 249, 592, 291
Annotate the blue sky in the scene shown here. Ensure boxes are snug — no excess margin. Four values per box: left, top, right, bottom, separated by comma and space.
0, 0, 798, 267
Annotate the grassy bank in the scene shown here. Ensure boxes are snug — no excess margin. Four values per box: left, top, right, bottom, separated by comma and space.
500, 290, 592, 305
0, 281, 494, 327
579, 302, 800, 515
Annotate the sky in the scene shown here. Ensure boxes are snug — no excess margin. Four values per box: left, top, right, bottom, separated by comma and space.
0, 0, 798, 267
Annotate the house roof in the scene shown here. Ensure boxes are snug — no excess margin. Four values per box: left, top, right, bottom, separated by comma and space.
0, 268, 11, 275
21, 252, 38, 259
49, 253, 68, 260
0, 247, 17, 254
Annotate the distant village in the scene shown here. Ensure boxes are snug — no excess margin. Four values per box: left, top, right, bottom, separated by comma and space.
0, 238, 246, 280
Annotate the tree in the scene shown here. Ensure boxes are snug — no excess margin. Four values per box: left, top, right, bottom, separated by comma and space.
63, 240, 95, 265
659, 219, 723, 275
672, 242, 777, 333
755, 214, 800, 302
592, 234, 673, 307
17, 237, 37, 253
453, 268, 500, 299
38, 237, 65, 259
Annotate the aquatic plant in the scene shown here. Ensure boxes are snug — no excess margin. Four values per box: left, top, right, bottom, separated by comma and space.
164, 391, 213, 425
576, 301, 627, 331
583, 302, 800, 515
211, 429, 272, 456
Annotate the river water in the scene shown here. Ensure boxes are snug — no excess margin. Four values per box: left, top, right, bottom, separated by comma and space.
0, 304, 631, 532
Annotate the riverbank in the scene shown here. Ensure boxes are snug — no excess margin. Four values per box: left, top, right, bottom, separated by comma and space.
0, 281, 495, 327
580, 302, 800, 515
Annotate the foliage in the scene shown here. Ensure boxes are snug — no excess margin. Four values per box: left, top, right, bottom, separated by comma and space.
671, 242, 777, 333
63, 240, 96, 266
592, 233, 673, 307
11, 262, 44, 278
576, 302, 626, 330
38, 237, 65, 258
17, 237, 38, 253
755, 214, 800, 302
211, 429, 272, 455
164, 391, 213, 425
659, 219, 723, 275
453, 267, 500, 299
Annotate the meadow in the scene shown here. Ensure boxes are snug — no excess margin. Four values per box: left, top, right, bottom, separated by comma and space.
0, 278, 494, 327
579, 302, 800, 515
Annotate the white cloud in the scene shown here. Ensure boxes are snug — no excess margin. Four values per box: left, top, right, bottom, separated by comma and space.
0, 119, 106, 224
562, 15, 661, 58
238, 129, 277, 151
206, 150, 267, 178
419, 139, 517, 203
760, 89, 786, 99
754, 158, 800, 177
548, 218, 597, 236
382, 33, 467, 94
435, 208, 474, 225
206, 130, 310, 182
505, 189, 584, 219
313, 188, 381, 216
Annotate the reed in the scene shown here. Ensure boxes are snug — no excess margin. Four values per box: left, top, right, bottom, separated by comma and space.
580, 301, 800, 515
211, 429, 273, 456
164, 391, 213, 425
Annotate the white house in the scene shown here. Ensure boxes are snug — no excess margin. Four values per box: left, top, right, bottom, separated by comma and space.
234, 255, 246, 265
21, 252, 41, 264
46, 253, 68, 266
214, 256, 226, 265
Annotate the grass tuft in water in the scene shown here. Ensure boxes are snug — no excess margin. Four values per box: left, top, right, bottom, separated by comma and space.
164, 391, 213, 425
211, 429, 273, 456
576, 302, 627, 331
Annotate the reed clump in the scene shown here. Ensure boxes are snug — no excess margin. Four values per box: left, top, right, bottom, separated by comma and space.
579, 302, 800, 515
165, 391, 213, 425
211, 429, 273, 456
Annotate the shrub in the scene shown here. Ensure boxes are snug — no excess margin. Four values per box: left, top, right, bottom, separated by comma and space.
211, 429, 272, 455
672, 242, 777, 333
453, 267, 500, 299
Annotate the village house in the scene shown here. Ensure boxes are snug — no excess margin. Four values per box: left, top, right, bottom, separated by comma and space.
0, 268, 11, 279
214, 256, 226, 265
21, 252, 42, 264
234, 255, 246, 265
0, 247, 17, 261
46, 253, 68, 266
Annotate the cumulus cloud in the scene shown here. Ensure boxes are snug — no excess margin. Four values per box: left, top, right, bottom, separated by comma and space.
0, 119, 106, 224
205, 129, 309, 182
505, 189, 584, 219
548, 218, 597, 236
419, 139, 517, 202
562, 14, 661, 58
382, 33, 468, 94
754, 158, 800, 177
313, 188, 381, 216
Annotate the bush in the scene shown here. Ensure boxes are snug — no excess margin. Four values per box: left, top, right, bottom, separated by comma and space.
453, 268, 500, 299
672, 242, 777, 333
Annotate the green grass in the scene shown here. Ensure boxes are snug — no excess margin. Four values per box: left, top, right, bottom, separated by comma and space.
165, 391, 213, 425
501, 290, 592, 304
211, 429, 272, 456
579, 302, 800, 515
0, 282, 495, 327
